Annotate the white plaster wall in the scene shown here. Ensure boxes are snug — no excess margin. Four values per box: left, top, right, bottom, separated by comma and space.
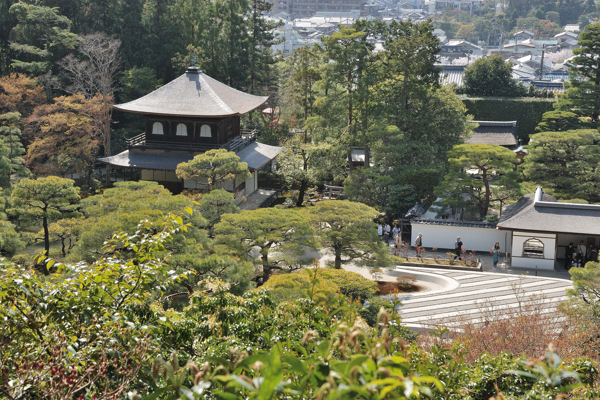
183, 177, 208, 189
140, 169, 180, 182
410, 224, 512, 253
245, 171, 256, 195
511, 232, 556, 270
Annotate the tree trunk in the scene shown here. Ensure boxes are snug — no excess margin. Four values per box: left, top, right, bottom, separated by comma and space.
334, 245, 342, 269
43, 216, 50, 255
261, 252, 271, 284
296, 179, 308, 207
104, 109, 112, 187
481, 168, 490, 219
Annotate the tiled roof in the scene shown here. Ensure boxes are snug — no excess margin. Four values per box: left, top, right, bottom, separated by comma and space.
498, 193, 600, 235
113, 67, 268, 117
98, 142, 282, 171
438, 64, 467, 86
466, 120, 517, 146
412, 219, 497, 228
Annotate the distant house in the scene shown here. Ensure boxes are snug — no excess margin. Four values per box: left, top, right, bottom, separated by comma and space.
554, 31, 579, 50
497, 187, 600, 270
514, 30, 535, 41
440, 40, 483, 59
438, 64, 467, 86
564, 24, 580, 33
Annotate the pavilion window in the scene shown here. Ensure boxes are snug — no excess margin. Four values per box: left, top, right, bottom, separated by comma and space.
176, 123, 188, 136
152, 122, 164, 135
522, 238, 544, 258
200, 124, 212, 137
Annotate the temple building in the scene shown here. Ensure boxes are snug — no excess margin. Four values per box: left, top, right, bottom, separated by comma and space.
99, 67, 282, 202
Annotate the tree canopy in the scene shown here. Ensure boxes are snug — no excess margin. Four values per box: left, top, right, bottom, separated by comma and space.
463, 55, 525, 97
176, 149, 251, 192
435, 144, 521, 220
521, 129, 600, 202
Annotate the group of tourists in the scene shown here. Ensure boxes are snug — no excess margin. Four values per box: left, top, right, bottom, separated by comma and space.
564, 240, 598, 270
377, 222, 504, 267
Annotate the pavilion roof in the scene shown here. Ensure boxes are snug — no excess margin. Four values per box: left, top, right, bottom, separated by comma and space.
113, 67, 269, 118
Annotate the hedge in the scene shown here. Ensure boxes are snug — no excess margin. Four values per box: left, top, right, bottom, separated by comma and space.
461, 96, 555, 142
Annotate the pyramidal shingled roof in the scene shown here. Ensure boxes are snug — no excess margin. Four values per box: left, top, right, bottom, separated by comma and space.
113, 67, 269, 117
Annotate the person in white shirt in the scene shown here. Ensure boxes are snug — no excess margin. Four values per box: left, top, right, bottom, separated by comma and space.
392, 225, 399, 239
377, 223, 383, 240
383, 223, 391, 243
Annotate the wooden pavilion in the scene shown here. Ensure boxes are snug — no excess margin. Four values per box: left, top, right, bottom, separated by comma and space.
99, 66, 282, 196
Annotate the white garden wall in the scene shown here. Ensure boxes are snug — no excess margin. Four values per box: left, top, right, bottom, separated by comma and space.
410, 222, 512, 253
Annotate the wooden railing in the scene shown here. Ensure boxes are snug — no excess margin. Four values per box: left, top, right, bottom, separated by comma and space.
125, 129, 258, 152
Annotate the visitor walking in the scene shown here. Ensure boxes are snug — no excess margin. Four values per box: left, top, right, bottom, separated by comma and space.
383, 222, 391, 243
392, 224, 400, 240
491, 242, 500, 268
415, 233, 423, 257
565, 242, 575, 270
377, 223, 383, 241
454, 236, 463, 260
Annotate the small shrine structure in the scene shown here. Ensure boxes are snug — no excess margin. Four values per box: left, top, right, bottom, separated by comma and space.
99, 66, 282, 197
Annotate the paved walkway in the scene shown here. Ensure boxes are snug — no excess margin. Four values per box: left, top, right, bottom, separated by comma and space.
388, 266, 573, 331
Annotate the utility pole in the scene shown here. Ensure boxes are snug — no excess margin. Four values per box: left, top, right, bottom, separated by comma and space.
538, 43, 546, 80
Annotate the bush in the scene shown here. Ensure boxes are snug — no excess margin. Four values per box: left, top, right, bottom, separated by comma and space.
396, 275, 417, 290
261, 271, 340, 306
360, 297, 394, 327
322, 268, 377, 302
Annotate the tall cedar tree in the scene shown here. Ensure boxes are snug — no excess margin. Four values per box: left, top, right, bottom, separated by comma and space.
567, 23, 600, 123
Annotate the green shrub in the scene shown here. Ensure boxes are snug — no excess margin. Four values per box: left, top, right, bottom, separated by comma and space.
322, 268, 377, 302
360, 297, 394, 327
261, 271, 340, 306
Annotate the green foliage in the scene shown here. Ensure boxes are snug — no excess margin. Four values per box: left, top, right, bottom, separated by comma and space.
359, 296, 394, 327
214, 207, 317, 282
196, 189, 239, 231
435, 144, 522, 220
567, 22, 600, 123
463, 55, 525, 97
0, 219, 24, 255
462, 97, 555, 141
261, 270, 340, 306
8, 2, 78, 77
118, 66, 162, 103
535, 110, 585, 132
567, 261, 600, 321
521, 129, 600, 202
10, 176, 80, 263
307, 200, 393, 269
176, 149, 251, 192
322, 266, 378, 302
262, 268, 377, 306
0, 111, 30, 184
70, 181, 208, 262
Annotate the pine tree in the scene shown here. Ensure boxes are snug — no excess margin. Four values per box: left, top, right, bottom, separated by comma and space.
0, 111, 30, 185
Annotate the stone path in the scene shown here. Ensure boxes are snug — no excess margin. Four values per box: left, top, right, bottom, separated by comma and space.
390, 266, 573, 331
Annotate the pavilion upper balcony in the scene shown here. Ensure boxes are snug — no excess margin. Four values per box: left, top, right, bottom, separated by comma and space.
125, 129, 259, 153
